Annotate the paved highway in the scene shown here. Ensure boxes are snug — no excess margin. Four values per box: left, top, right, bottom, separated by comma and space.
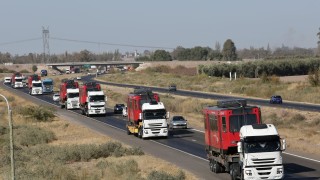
2, 81, 320, 180
87, 75, 320, 112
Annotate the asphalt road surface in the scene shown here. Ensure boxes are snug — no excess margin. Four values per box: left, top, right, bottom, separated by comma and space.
2, 81, 320, 180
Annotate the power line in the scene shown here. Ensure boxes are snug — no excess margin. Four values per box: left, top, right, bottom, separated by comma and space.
0, 37, 42, 46
50, 37, 175, 50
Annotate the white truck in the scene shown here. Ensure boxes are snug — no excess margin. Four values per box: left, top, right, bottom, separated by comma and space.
81, 91, 106, 116
29, 80, 43, 95
235, 124, 286, 180
65, 88, 80, 110
4, 77, 11, 84
79, 82, 106, 116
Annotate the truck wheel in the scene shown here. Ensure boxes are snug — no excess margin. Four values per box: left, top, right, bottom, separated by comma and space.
126, 127, 131, 135
138, 128, 143, 138
60, 104, 64, 109
81, 109, 85, 115
230, 164, 238, 180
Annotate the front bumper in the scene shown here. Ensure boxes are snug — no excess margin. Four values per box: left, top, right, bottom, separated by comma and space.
243, 165, 284, 180
88, 108, 106, 115
142, 128, 168, 138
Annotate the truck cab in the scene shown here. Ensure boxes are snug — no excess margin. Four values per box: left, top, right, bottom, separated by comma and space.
42, 78, 54, 93
235, 124, 286, 180
126, 88, 169, 139
139, 102, 168, 138
66, 88, 80, 110
85, 91, 106, 116
30, 80, 43, 95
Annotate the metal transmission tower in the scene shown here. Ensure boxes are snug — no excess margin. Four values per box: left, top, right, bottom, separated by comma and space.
42, 27, 50, 64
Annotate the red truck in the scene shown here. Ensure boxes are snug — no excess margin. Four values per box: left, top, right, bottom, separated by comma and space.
126, 88, 168, 138
204, 99, 285, 180
11, 72, 24, 88
27, 74, 42, 95
59, 79, 79, 109
79, 82, 106, 116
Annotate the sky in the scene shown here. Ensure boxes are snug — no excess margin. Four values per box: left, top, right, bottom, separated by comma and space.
0, 0, 319, 55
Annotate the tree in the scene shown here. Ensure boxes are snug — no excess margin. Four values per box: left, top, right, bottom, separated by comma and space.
222, 39, 237, 61
151, 50, 172, 61
32, 65, 38, 73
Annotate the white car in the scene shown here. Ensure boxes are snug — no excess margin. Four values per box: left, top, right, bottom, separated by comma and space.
4, 77, 11, 84
53, 93, 60, 102
76, 76, 81, 80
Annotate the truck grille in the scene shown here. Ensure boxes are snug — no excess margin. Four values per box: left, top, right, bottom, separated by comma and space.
148, 123, 163, 127
252, 158, 275, 165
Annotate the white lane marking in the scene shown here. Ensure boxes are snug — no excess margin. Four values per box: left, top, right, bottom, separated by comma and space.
151, 140, 208, 161
283, 152, 320, 163
3, 83, 320, 164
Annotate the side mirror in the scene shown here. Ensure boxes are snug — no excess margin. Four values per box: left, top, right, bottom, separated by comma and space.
166, 112, 170, 119
281, 139, 286, 151
237, 142, 242, 153
139, 113, 142, 120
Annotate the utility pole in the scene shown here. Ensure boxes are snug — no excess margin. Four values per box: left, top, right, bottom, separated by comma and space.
42, 27, 50, 64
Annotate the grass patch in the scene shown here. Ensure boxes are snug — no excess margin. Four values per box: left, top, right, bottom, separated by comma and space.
16, 105, 56, 122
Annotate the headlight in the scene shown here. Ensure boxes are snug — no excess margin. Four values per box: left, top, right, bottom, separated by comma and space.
245, 170, 252, 176
144, 130, 148, 134
277, 168, 283, 174
163, 129, 168, 133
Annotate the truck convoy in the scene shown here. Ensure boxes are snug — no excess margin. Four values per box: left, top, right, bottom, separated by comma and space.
79, 82, 106, 116
59, 79, 80, 110
11, 72, 24, 88
28, 74, 42, 95
126, 88, 168, 139
42, 78, 54, 93
204, 99, 285, 180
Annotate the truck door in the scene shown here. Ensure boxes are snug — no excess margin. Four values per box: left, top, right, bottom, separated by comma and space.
219, 116, 227, 152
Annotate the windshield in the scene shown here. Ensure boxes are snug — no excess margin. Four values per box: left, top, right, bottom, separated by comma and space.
229, 114, 258, 132
33, 83, 42, 87
89, 95, 105, 102
244, 135, 281, 153
173, 116, 185, 121
144, 109, 166, 120
15, 79, 22, 82
67, 93, 79, 98
43, 82, 53, 86
66, 84, 77, 89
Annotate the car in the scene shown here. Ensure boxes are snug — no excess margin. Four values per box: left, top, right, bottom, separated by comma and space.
53, 93, 60, 102
168, 84, 177, 91
169, 116, 188, 129
122, 106, 127, 117
4, 77, 11, 84
76, 76, 81, 80
270, 95, 282, 104
114, 104, 125, 114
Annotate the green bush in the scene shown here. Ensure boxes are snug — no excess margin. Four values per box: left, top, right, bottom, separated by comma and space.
147, 170, 186, 180
17, 105, 56, 122
19, 69, 30, 73
15, 125, 56, 146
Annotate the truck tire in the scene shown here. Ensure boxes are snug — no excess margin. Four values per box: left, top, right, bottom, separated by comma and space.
230, 164, 238, 180
138, 127, 143, 138
126, 127, 131, 135
210, 160, 222, 173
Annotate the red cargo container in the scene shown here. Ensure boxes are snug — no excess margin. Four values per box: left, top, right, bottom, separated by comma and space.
79, 82, 101, 105
59, 79, 79, 108
27, 74, 41, 89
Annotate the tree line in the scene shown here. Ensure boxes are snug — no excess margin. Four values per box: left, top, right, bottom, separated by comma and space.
0, 38, 318, 64
198, 58, 320, 78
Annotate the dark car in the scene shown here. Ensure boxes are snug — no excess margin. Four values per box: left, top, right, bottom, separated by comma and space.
270, 95, 282, 104
169, 116, 188, 129
114, 104, 125, 113
168, 84, 177, 91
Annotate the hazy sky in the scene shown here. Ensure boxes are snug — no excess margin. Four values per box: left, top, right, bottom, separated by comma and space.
0, 0, 319, 55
